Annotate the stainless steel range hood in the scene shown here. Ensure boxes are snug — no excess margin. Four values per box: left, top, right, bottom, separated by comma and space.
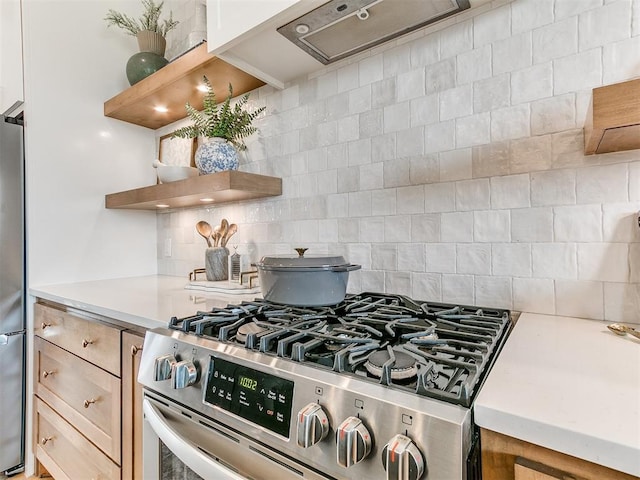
277, 0, 471, 64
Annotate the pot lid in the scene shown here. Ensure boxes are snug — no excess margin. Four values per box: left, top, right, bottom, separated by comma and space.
258, 248, 350, 268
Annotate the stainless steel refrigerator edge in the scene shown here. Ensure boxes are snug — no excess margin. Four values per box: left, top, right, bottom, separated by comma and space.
0, 102, 25, 475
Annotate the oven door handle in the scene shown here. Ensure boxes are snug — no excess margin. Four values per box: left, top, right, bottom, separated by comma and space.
143, 398, 249, 480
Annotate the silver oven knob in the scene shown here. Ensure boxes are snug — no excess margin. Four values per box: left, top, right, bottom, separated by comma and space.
154, 354, 177, 381
382, 434, 425, 480
297, 403, 329, 448
171, 360, 198, 389
336, 416, 372, 468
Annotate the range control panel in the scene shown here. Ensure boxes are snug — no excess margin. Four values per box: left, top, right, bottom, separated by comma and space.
203, 356, 295, 437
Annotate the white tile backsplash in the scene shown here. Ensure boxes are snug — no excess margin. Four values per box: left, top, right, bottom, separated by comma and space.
159, 0, 640, 324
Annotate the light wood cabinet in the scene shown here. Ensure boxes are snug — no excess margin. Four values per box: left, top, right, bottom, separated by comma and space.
122, 331, 145, 480
34, 301, 147, 480
481, 428, 637, 480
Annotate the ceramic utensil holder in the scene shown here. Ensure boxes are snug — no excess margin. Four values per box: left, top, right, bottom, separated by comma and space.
205, 247, 229, 281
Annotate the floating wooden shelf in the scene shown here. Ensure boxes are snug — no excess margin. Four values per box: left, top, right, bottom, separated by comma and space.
105, 171, 282, 210
104, 42, 265, 130
584, 78, 640, 155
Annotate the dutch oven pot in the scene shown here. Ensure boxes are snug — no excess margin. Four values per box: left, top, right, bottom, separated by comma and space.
254, 248, 361, 306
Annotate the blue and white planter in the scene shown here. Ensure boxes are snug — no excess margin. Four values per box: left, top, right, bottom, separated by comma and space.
195, 137, 239, 174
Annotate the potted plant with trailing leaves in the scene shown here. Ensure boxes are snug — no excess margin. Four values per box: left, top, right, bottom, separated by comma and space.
104, 0, 179, 85
172, 76, 266, 174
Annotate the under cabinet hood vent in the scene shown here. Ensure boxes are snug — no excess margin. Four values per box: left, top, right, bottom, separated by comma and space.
277, 0, 471, 64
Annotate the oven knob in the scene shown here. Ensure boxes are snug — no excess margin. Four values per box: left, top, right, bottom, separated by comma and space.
382, 434, 425, 480
154, 354, 177, 381
336, 416, 372, 468
297, 403, 330, 448
171, 360, 198, 389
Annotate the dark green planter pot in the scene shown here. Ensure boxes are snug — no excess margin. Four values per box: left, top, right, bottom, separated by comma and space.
126, 52, 168, 85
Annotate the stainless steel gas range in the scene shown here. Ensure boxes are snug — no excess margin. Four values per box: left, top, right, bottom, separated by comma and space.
138, 292, 512, 480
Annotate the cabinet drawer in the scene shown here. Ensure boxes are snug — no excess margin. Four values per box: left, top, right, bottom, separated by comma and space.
35, 336, 121, 463
34, 302, 121, 375
35, 397, 121, 480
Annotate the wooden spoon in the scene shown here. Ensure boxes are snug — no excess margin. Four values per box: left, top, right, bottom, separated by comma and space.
212, 225, 221, 247
219, 218, 229, 242
195, 221, 212, 247
221, 223, 237, 247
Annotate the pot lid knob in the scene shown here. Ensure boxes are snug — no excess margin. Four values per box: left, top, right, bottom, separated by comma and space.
294, 248, 308, 257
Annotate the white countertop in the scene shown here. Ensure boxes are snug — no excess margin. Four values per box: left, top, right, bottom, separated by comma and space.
475, 312, 640, 477
29, 275, 259, 330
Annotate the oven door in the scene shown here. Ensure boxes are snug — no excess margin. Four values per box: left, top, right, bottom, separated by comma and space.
142, 392, 333, 480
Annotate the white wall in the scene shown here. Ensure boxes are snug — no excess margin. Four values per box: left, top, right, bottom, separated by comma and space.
23, 0, 159, 287
159, 0, 640, 324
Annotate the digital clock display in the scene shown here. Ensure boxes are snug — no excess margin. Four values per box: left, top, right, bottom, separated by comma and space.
203, 357, 294, 437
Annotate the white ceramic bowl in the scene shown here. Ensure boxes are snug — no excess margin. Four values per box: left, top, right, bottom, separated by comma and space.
153, 160, 199, 183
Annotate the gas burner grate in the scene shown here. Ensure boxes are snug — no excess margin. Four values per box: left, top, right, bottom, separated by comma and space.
168, 292, 511, 407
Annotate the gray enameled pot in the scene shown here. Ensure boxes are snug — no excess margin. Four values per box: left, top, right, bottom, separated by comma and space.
254, 250, 361, 306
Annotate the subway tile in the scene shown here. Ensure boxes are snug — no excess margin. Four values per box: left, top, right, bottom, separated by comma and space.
457, 244, 491, 274
475, 276, 512, 309
513, 277, 556, 315
385, 215, 412, 243
491, 104, 531, 142
492, 243, 532, 277
383, 44, 411, 78
348, 191, 373, 217
603, 203, 640, 242
397, 185, 425, 214
604, 35, 640, 85
337, 166, 360, 193
349, 85, 372, 114
531, 94, 576, 136
576, 163, 629, 204
511, 207, 554, 242
398, 243, 426, 272
511, 63, 553, 105
555, 279, 604, 320
360, 270, 385, 292
424, 182, 456, 213
397, 68, 426, 101
384, 102, 411, 133
440, 19, 473, 58
371, 188, 397, 216
338, 115, 359, 143
338, 217, 360, 242
510, 135, 553, 174
555, 0, 602, 20
440, 148, 473, 182
491, 174, 531, 209
604, 283, 640, 324
531, 169, 576, 206
456, 178, 491, 211
359, 54, 384, 86
492, 32, 532, 75
456, 113, 491, 148
553, 49, 602, 95
551, 129, 587, 169
385, 272, 412, 296
410, 154, 440, 185
397, 127, 425, 158
425, 120, 456, 154
632, 243, 640, 283
372, 133, 396, 162
534, 17, 578, 64
474, 210, 511, 242
348, 138, 372, 166
578, 0, 631, 52
474, 74, 510, 114
371, 77, 397, 109
554, 204, 602, 242
442, 274, 475, 304
630, 161, 640, 201
372, 244, 397, 270
384, 157, 411, 188
411, 213, 441, 242
359, 109, 384, 138
337, 63, 359, 93
472, 142, 510, 178
410, 34, 440, 67
456, 45, 492, 85
512, 0, 554, 33
360, 216, 385, 243
412, 273, 442, 301
441, 211, 474, 242
425, 58, 456, 94
426, 243, 456, 273
316, 70, 338, 100
440, 85, 473, 121
410, 93, 439, 127
359, 162, 384, 191
532, 243, 578, 279
473, 4, 511, 46
578, 243, 630, 282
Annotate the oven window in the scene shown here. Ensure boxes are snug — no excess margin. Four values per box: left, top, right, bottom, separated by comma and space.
160, 441, 204, 480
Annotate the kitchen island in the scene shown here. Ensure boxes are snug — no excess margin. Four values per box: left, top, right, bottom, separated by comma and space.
475, 312, 640, 479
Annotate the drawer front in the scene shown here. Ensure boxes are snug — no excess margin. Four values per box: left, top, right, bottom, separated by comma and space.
35, 397, 121, 480
35, 336, 122, 463
34, 302, 121, 375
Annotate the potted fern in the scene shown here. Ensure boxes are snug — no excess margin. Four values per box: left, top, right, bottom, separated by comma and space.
172, 76, 266, 174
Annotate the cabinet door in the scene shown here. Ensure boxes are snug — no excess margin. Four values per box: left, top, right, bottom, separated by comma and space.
514, 458, 577, 480
122, 331, 145, 480
0, 0, 24, 113
206, 0, 300, 52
